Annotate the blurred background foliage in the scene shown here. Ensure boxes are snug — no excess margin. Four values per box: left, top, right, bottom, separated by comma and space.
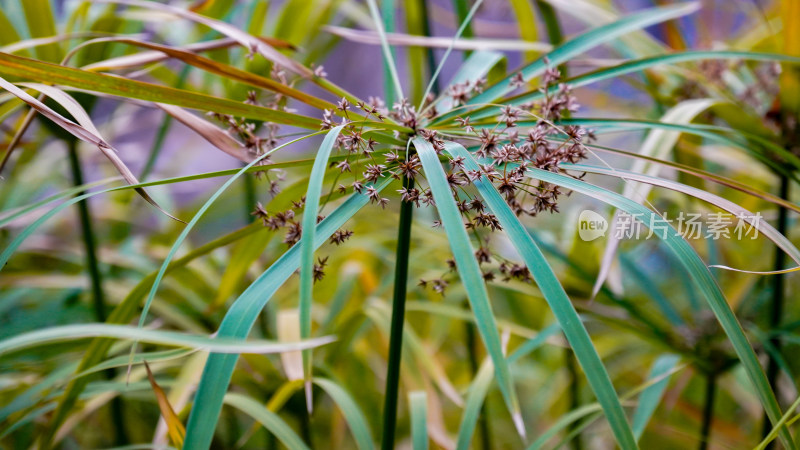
0, 0, 799, 449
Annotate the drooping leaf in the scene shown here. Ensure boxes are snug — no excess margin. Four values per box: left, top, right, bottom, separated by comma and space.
182, 178, 392, 449
443, 141, 637, 449
298, 126, 345, 409
413, 137, 524, 439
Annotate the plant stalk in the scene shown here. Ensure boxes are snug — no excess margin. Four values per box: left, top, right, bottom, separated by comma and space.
417, 0, 439, 96
381, 0, 396, 107
762, 173, 789, 448
66, 140, 128, 446
451, 0, 474, 58
381, 171, 415, 450
699, 372, 717, 450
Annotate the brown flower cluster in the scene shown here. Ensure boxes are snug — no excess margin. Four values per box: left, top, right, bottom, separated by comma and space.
239, 60, 592, 289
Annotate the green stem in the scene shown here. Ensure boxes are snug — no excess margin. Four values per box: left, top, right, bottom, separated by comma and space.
451, 0, 474, 58
699, 372, 716, 450
535, 1, 563, 46
417, 0, 440, 96
762, 174, 789, 448
382, 0, 396, 106
535, 0, 569, 80
66, 140, 128, 446
381, 171, 415, 450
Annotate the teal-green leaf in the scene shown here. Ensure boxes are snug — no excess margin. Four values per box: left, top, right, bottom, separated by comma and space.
413, 137, 524, 439
299, 126, 345, 404
442, 141, 637, 449
435, 2, 700, 123
182, 177, 392, 450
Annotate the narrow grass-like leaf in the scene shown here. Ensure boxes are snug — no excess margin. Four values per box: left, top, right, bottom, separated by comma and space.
581, 140, 800, 213
466, 117, 799, 174
228, 376, 376, 449
631, 354, 680, 441
443, 142, 637, 449
299, 126, 345, 409
569, 163, 800, 270
0, 52, 322, 129
413, 137, 524, 438
324, 26, 549, 53
454, 50, 800, 124
40, 224, 264, 448
435, 2, 700, 123
224, 393, 310, 450
0, 77, 180, 221
21, 0, 60, 62
587, 99, 717, 301
0, 324, 334, 357
528, 362, 686, 450
155, 103, 251, 163
135, 133, 324, 341
527, 404, 603, 450
79, 37, 336, 112
82, 38, 237, 70
507, 0, 538, 61
409, 391, 428, 450
0, 153, 391, 271
557, 117, 800, 172
756, 393, 800, 450
182, 177, 392, 450
508, 322, 562, 363
74, 349, 194, 381
143, 361, 185, 449
96, 0, 311, 77
0, 177, 117, 226
456, 359, 494, 450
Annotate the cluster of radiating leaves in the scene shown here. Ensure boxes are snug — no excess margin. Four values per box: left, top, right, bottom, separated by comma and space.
309, 63, 595, 293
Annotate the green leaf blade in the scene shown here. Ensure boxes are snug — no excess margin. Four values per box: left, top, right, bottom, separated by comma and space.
182, 178, 391, 450
443, 141, 637, 450
413, 137, 523, 438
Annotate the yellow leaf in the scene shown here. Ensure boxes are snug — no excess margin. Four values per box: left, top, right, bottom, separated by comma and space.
144, 361, 186, 449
